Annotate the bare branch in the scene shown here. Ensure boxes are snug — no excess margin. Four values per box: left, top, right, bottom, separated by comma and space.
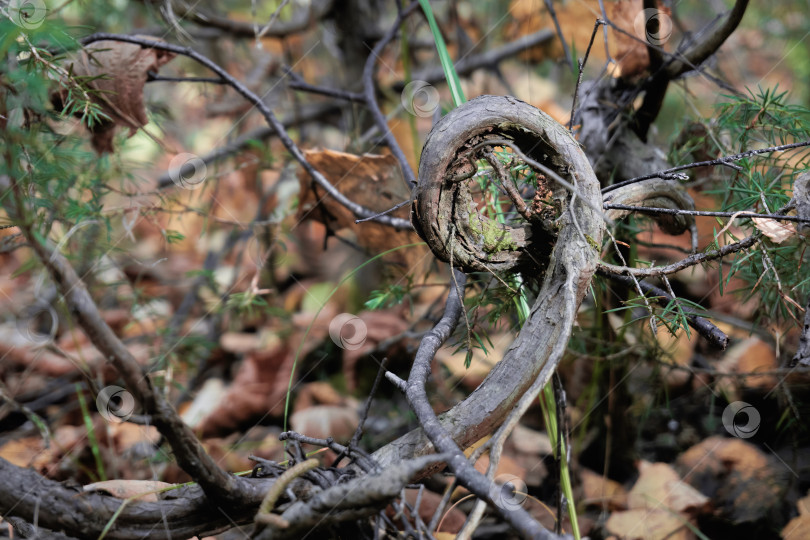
604, 204, 810, 225
362, 1, 420, 190
78, 33, 412, 230
602, 139, 810, 194
598, 232, 761, 278
172, 0, 334, 38
0, 456, 272, 539
599, 271, 729, 349
666, 0, 750, 78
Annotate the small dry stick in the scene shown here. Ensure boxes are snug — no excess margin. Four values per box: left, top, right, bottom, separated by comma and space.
254, 458, 320, 527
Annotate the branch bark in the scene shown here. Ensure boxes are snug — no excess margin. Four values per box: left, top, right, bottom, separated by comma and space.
0, 457, 272, 539
376, 98, 604, 535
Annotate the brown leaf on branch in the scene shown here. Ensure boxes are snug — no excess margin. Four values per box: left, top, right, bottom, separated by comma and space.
56, 39, 175, 153
297, 149, 427, 275
752, 216, 797, 243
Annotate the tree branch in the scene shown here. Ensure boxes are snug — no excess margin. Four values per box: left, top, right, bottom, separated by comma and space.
362, 1, 420, 190
78, 33, 412, 230
602, 139, 810, 194
168, 0, 334, 38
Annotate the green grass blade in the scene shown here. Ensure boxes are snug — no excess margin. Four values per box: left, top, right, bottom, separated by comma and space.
417, 0, 466, 106
76, 384, 106, 482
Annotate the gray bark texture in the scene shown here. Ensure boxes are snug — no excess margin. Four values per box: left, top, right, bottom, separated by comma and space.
375, 96, 605, 474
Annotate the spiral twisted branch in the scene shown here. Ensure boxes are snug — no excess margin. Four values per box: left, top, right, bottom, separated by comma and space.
412, 95, 602, 276
377, 96, 605, 484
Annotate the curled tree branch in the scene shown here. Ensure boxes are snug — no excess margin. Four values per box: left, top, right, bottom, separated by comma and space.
378, 96, 604, 535
411, 95, 600, 274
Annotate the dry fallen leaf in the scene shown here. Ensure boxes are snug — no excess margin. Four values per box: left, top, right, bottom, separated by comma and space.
783, 515, 810, 539
198, 308, 335, 437
197, 344, 295, 437
606, 508, 695, 540
290, 404, 358, 443
340, 310, 411, 392
436, 332, 513, 390
509, 424, 553, 456
628, 461, 710, 514
84, 480, 174, 502
752, 216, 797, 243
57, 39, 175, 153
677, 436, 788, 525
714, 337, 778, 396
783, 491, 810, 539
506, 0, 672, 79
580, 467, 628, 510
297, 149, 427, 275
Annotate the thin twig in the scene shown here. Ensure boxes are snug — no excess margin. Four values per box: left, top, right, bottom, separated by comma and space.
603, 204, 810, 224
349, 357, 390, 448
362, 2, 421, 190
282, 65, 367, 102
569, 19, 604, 131
355, 199, 413, 223
599, 232, 761, 278
602, 140, 810, 194
599, 271, 730, 349
544, 0, 574, 71
79, 33, 412, 230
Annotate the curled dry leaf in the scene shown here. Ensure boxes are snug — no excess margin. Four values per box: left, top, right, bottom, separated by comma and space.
56, 39, 175, 153
752, 216, 797, 243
